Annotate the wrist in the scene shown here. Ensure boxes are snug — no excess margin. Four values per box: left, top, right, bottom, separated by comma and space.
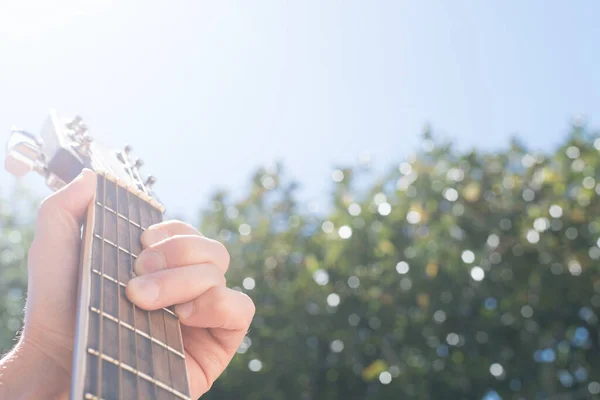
0, 339, 70, 399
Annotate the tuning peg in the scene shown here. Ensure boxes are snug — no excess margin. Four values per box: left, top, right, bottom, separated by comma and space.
144, 175, 157, 189
134, 158, 144, 169
124, 144, 133, 154
65, 115, 83, 130
5, 130, 46, 178
75, 123, 88, 135
76, 134, 93, 154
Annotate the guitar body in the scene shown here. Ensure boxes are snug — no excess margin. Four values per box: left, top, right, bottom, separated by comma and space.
6, 111, 191, 400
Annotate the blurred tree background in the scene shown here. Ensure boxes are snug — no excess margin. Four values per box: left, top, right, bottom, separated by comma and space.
3, 122, 600, 399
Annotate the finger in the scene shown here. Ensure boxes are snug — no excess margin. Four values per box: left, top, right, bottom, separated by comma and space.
140, 220, 202, 248
134, 235, 230, 275
125, 263, 225, 310
182, 324, 244, 398
175, 286, 255, 332
29, 168, 97, 266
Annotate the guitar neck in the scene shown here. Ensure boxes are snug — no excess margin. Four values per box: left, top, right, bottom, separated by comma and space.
70, 172, 191, 400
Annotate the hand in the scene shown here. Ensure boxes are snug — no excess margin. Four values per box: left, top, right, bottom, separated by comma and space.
0, 169, 255, 399
126, 214, 255, 397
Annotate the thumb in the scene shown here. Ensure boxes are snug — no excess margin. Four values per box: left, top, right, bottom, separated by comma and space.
23, 168, 97, 362
34, 168, 97, 241
28, 168, 97, 287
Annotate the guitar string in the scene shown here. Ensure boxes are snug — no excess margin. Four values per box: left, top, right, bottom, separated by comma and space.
96, 174, 107, 397
115, 179, 123, 399
125, 187, 142, 400
136, 193, 159, 399
151, 206, 176, 394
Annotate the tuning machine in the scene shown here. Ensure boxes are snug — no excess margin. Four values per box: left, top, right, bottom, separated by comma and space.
5, 129, 47, 178
64, 116, 94, 155
144, 175, 157, 189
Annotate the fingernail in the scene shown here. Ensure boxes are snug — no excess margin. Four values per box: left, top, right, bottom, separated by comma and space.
134, 250, 165, 274
128, 277, 160, 303
142, 229, 168, 247
175, 302, 194, 319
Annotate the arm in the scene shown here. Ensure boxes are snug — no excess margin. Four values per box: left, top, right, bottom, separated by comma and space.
0, 341, 68, 399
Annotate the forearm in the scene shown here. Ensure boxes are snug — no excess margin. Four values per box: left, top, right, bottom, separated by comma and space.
0, 340, 69, 400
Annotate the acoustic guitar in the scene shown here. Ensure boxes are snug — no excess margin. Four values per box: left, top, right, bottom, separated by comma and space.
5, 110, 191, 400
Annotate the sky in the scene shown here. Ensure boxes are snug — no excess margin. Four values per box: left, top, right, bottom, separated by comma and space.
0, 1, 599, 219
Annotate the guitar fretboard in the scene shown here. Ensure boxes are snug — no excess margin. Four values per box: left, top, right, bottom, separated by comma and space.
76, 173, 190, 400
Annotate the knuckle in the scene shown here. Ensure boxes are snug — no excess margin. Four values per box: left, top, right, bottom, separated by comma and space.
212, 288, 231, 314
211, 240, 230, 267
240, 293, 256, 319
37, 195, 58, 218
208, 263, 227, 286
161, 219, 198, 234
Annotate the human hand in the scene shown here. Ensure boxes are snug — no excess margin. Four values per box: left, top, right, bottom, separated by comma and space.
0, 169, 254, 399
125, 217, 256, 398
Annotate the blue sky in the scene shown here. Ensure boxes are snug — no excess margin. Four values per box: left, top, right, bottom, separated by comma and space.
1, 1, 599, 219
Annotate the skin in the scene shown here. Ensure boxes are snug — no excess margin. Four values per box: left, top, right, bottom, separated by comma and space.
0, 169, 255, 399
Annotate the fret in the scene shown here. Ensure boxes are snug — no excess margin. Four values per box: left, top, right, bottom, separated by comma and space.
101, 277, 119, 319
85, 352, 98, 395
118, 285, 135, 327
102, 356, 120, 399
101, 236, 119, 279
119, 321, 138, 397
87, 349, 191, 400
104, 178, 118, 213
116, 185, 129, 216
90, 307, 185, 358
117, 214, 132, 250
94, 234, 138, 259
118, 249, 134, 285
103, 205, 118, 246
96, 202, 144, 230
92, 268, 177, 317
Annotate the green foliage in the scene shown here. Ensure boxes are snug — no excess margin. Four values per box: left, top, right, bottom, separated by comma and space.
3, 124, 600, 399
0, 185, 36, 351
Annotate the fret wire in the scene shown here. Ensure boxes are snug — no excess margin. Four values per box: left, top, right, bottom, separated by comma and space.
91, 268, 176, 317
94, 234, 138, 259
96, 175, 106, 398
125, 188, 142, 400
115, 179, 123, 399
87, 348, 191, 400
136, 193, 159, 399
89, 307, 185, 358
96, 201, 144, 230
84, 394, 104, 400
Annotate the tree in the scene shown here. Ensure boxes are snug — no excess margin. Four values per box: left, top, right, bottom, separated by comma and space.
3, 122, 600, 399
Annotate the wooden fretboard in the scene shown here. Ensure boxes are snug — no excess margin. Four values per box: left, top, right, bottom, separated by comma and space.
70, 173, 191, 400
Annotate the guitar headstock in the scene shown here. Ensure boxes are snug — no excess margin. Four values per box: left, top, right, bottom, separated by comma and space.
5, 109, 159, 201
